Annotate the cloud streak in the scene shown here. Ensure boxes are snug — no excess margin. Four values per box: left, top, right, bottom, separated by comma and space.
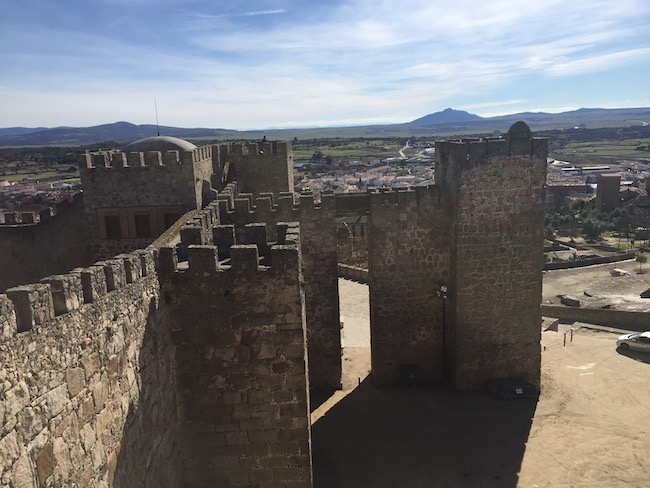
1, 0, 649, 128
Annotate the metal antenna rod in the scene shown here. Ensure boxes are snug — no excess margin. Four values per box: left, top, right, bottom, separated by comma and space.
154, 99, 160, 136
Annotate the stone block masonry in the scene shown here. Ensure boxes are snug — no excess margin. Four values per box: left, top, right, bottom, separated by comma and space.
438, 122, 548, 390
80, 146, 216, 261
0, 196, 92, 293
215, 141, 294, 197
160, 222, 313, 488
219, 192, 342, 389
1, 221, 314, 487
0, 249, 183, 487
368, 186, 452, 385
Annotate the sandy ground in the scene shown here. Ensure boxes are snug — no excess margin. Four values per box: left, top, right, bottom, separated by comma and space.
310, 273, 650, 488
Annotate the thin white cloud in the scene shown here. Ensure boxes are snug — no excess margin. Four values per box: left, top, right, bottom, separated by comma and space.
192, 9, 287, 20
546, 48, 650, 77
1, 0, 650, 127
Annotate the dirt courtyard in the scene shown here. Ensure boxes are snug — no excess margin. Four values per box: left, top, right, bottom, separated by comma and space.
310, 266, 650, 487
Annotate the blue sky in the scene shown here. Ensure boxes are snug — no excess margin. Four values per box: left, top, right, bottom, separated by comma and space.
1, 0, 650, 129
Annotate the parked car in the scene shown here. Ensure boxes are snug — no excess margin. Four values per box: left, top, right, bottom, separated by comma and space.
616, 331, 650, 352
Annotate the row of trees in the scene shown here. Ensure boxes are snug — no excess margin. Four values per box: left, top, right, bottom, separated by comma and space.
546, 199, 646, 243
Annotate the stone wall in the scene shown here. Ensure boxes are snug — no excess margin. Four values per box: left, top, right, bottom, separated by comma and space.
215, 141, 294, 196
367, 187, 451, 385
337, 264, 368, 283
219, 192, 341, 389
159, 223, 313, 487
80, 147, 214, 260
0, 196, 92, 293
0, 250, 182, 487
439, 123, 548, 390
544, 252, 635, 270
541, 305, 650, 332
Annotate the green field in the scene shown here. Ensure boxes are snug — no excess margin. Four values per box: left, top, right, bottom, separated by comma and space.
292, 139, 408, 163
553, 138, 650, 160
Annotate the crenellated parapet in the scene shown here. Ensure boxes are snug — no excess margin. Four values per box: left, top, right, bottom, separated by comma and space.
160, 222, 301, 276
368, 185, 444, 212
80, 145, 213, 170
0, 248, 157, 340
0, 192, 83, 229
213, 141, 293, 196
435, 121, 548, 186
219, 191, 336, 240
217, 140, 290, 158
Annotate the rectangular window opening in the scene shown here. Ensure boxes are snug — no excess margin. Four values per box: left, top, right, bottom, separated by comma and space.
104, 215, 122, 239
134, 214, 152, 238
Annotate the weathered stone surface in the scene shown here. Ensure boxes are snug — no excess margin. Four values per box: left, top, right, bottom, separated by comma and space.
369, 187, 450, 385
0, 431, 20, 465
0, 196, 92, 294
66, 367, 86, 398
0, 294, 17, 340
1, 258, 182, 488
35, 442, 55, 484
220, 194, 342, 389
5, 381, 31, 420
12, 452, 37, 488
165, 225, 312, 487
440, 127, 547, 390
38, 384, 68, 420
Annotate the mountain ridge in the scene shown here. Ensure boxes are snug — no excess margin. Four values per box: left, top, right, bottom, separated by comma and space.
2, 107, 650, 146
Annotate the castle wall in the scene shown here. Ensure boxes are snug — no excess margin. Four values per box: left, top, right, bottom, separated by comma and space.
80, 147, 215, 260
439, 125, 547, 390
0, 250, 182, 487
215, 141, 294, 196
219, 193, 341, 389
367, 187, 452, 385
160, 223, 313, 487
0, 195, 92, 293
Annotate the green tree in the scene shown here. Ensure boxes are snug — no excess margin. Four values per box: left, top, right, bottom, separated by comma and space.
582, 217, 607, 241
636, 253, 647, 274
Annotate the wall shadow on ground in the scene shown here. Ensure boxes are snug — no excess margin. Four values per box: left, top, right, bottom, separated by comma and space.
311, 388, 339, 412
312, 379, 537, 488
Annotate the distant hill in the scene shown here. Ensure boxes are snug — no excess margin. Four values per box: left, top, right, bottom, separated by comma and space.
0, 122, 239, 147
410, 108, 483, 125
0, 127, 49, 137
2, 107, 650, 146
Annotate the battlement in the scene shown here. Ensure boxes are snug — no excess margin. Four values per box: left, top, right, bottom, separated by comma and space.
80, 145, 212, 170
213, 141, 293, 196
436, 121, 547, 167
368, 185, 443, 210
161, 222, 301, 276
0, 192, 83, 228
219, 190, 336, 218
0, 248, 156, 340
216, 141, 290, 158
